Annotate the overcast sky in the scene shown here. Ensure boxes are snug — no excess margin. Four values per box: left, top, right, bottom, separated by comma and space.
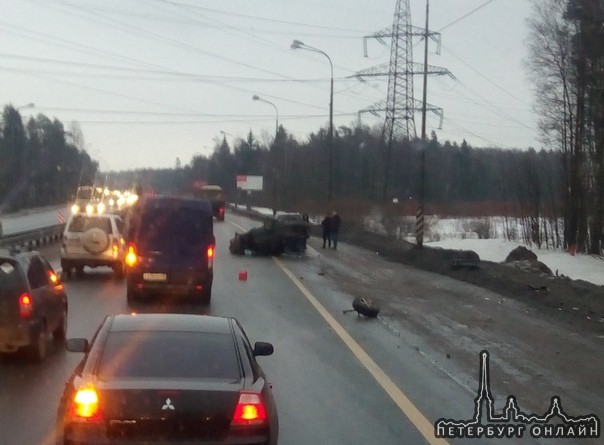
0, 0, 537, 171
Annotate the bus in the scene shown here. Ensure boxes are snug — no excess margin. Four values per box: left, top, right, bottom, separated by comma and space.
197, 185, 225, 221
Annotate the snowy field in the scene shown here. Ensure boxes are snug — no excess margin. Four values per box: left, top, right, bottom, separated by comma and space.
426, 237, 604, 286
424, 218, 604, 287
249, 208, 604, 287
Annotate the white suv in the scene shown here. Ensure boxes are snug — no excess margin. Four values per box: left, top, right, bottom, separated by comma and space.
60, 213, 126, 279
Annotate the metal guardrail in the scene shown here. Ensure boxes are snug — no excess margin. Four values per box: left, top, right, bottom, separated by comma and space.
0, 223, 65, 250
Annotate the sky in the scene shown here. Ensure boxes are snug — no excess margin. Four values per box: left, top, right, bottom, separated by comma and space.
0, 0, 538, 172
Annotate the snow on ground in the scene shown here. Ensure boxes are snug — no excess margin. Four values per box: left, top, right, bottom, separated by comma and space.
425, 217, 604, 286
426, 238, 604, 286
246, 208, 604, 287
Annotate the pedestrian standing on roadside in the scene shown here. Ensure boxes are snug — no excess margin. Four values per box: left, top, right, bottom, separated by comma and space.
330, 211, 341, 249
321, 214, 332, 248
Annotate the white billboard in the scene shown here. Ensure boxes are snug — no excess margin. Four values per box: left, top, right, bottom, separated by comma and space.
236, 175, 263, 191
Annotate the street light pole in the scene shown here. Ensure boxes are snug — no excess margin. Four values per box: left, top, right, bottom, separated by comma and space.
291, 39, 334, 203
252, 95, 280, 214
252, 95, 278, 136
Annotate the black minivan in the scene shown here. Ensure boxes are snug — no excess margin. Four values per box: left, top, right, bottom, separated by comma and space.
124, 196, 215, 304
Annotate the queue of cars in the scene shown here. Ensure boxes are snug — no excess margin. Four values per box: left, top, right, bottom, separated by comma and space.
0, 192, 279, 445
2, 191, 279, 444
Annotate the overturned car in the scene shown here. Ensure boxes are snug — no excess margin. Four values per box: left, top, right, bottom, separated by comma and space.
229, 213, 310, 256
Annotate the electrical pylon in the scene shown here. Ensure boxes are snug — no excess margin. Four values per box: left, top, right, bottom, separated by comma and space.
356, 0, 452, 141
354, 0, 452, 200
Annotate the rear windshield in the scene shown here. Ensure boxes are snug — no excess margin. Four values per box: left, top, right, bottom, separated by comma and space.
97, 331, 240, 380
68, 215, 111, 233
0, 259, 26, 296
137, 205, 212, 249
200, 190, 224, 201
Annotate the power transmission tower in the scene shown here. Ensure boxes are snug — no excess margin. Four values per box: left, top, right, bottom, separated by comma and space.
354, 0, 452, 200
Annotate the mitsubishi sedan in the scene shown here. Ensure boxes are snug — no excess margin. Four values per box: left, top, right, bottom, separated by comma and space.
56, 313, 278, 444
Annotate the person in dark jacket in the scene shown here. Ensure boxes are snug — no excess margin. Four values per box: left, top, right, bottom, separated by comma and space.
330, 211, 341, 249
321, 214, 332, 248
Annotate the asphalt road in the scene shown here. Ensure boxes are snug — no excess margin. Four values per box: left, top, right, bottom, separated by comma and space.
0, 212, 600, 444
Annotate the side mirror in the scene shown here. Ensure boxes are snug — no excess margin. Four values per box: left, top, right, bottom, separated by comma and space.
66, 338, 89, 353
253, 341, 274, 356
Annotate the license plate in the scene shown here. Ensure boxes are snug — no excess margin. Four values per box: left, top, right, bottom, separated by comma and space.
143, 273, 167, 282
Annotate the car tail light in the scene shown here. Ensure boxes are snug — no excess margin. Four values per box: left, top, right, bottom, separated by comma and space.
19, 293, 33, 319
219, 207, 225, 216
112, 241, 119, 259
231, 392, 267, 426
48, 271, 59, 284
69, 387, 103, 422
207, 245, 214, 270
125, 244, 138, 267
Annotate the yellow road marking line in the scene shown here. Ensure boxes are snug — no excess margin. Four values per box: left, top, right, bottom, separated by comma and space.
274, 256, 450, 445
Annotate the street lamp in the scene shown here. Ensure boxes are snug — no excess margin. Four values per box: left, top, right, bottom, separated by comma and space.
252, 95, 278, 136
291, 39, 334, 203
252, 95, 280, 214
17, 102, 35, 111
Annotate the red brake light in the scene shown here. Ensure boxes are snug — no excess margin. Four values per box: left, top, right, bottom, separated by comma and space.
69, 387, 103, 422
231, 392, 267, 426
19, 293, 33, 319
207, 245, 214, 270
125, 243, 138, 267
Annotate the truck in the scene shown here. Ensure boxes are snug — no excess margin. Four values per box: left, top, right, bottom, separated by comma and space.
196, 185, 225, 221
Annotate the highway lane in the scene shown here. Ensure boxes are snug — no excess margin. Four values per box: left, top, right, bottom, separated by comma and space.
0, 212, 565, 445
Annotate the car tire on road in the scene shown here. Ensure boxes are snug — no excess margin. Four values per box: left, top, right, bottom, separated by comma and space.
53, 309, 68, 341
27, 327, 48, 362
60, 261, 72, 280
200, 287, 212, 305
126, 284, 138, 304
113, 262, 125, 279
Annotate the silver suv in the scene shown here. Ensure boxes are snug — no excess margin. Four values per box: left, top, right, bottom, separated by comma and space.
60, 213, 126, 279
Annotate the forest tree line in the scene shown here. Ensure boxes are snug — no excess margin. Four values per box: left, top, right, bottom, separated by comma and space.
0, 105, 97, 213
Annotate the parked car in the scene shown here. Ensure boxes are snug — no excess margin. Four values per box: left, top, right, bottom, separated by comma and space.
60, 213, 126, 279
56, 313, 278, 445
0, 248, 68, 361
125, 195, 215, 303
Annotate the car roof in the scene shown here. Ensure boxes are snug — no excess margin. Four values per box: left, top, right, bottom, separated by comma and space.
140, 195, 213, 212
108, 314, 233, 334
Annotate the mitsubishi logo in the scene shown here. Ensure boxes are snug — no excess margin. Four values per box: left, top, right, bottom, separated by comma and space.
161, 398, 175, 410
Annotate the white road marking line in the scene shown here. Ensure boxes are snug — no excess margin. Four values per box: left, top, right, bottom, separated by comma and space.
274, 256, 450, 445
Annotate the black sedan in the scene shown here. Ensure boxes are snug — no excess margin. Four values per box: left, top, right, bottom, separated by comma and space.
56, 313, 278, 444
